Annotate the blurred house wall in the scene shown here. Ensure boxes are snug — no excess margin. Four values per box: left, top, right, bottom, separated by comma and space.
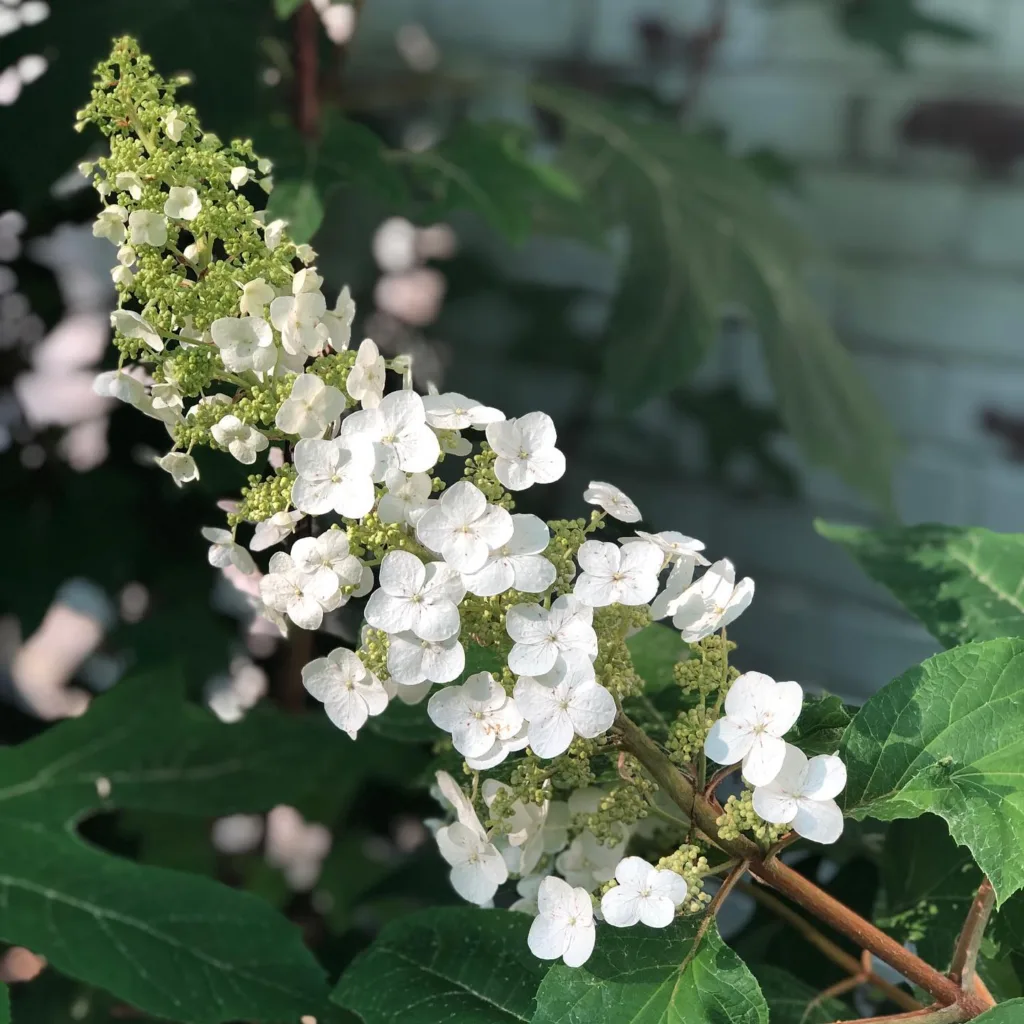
360, 0, 1024, 700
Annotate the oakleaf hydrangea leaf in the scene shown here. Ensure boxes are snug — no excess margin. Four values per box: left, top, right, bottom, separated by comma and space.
841, 638, 1024, 906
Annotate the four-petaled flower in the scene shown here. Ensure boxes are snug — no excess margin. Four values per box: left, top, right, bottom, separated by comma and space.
422, 391, 504, 431
376, 468, 432, 525
513, 651, 616, 758
111, 310, 163, 352
321, 284, 355, 351
485, 412, 565, 491
157, 451, 199, 486
341, 390, 440, 478
211, 316, 277, 374
625, 530, 707, 565
93, 205, 127, 244
291, 435, 376, 519
462, 513, 556, 597
415, 480, 514, 574
527, 876, 595, 967
505, 594, 597, 676
238, 278, 275, 317
302, 647, 389, 739
128, 209, 168, 248
290, 530, 366, 594
164, 186, 201, 221
600, 857, 688, 928
202, 527, 256, 574
250, 510, 303, 552
363, 550, 465, 641
704, 671, 804, 786
752, 745, 847, 845
211, 415, 269, 465
428, 671, 524, 758
583, 481, 641, 523
387, 631, 465, 686
259, 551, 341, 630
346, 338, 386, 409
270, 290, 326, 357
574, 539, 662, 607
663, 558, 755, 642
275, 374, 346, 438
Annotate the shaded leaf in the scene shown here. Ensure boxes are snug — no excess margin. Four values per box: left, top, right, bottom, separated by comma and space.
841, 638, 1024, 906
839, 0, 981, 67
973, 1000, 1024, 1023
532, 83, 896, 507
787, 694, 853, 757
750, 965, 853, 1022
627, 623, 687, 694
876, 815, 981, 969
331, 907, 544, 1022
274, 0, 305, 16
266, 179, 324, 244
532, 917, 768, 1024
817, 521, 1024, 648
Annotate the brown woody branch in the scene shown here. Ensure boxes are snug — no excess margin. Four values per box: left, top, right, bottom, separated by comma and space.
612, 711, 991, 1018
949, 878, 996, 999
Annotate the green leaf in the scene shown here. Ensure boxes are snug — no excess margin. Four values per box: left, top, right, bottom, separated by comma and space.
816, 521, 1024, 648
973, 999, 1024, 1023
787, 694, 853, 757
317, 113, 409, 205
274, 0, 305, 16
331, 907, 545, 1022
750, 965, 853, 1022
627, 623, 687, 694
0, 984, 8, 1024
266, 179, 324, 244
876, 815, 981, 968
841, 638, 1024, 906
409, 122, 583, 244
531, 84, 896, 508
0, 671, 415, 1022
839, 0, 981, 67
532, 917, 768, 1024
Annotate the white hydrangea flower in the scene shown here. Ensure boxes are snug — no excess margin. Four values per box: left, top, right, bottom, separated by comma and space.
600, 857, 688, 929
462, 514, 556, 598
291, 436, 376, 519
115, 172, 143, 200
435, 428, 472, 458
574, 539, 662, 608
751, 746, 847, 845
236, 278, 275, 318
251, 510, 304, 551
415, 480, 514, 574
434, 770, 508, 906
93, 204, 128, 244
290, 531, 365, 594
669, 558, 755, 642
202, 527, 256, 575
422, 391, 504, 431
387, 631, 464, 686
302, 647, 388, 740
506, 594, 597, 676
341, 390, 440, 479
648, 545, 712, 621
270, 291, 327, 358
556, 830, 626, 893
112, 265, 134, 288
264, 218, 288, 250
382, 676, 433, 706
211, 415, 269, 465
110, 310, 163, 352
427, 671, 524, 759
321, 284, 355, 351
513, 650, 616, 758
583, 481, 641, 523
465, 724, 530, 771
511, 874, 546, 915
485, 412, 565, 491
625, 530, 708, 565
528, 876, 595, 968
482, 781, 569, 877
128, 209, 168, 248
150, 383, 184, 424
210, 315, 277, 374
156, 451, 199, 486
259, 551, 340, 630
377, 469, 432, 525
292, 268, 323, 294
164, 186, 201, 221
94, 369, 147, 407
275, 374, 346, 438
364, 550, 464, 642
230, 166, 253, 189
346, 338, 386, 409
116, 244, 137, 267
704, 671, 804, 786
164, 108, 186, 142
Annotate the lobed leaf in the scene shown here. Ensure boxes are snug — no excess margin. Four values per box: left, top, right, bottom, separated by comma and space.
750, 965, 853, 1022
331, 907, 545, 1022
841, 638, 1024, 906
973, 999, 1024, 1023
787, 694, 854, 757
531, 917, 768, 1024
817, 521, 1024, 648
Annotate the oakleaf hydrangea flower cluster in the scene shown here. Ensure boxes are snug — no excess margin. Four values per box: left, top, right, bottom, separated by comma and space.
85, 38, 848, 971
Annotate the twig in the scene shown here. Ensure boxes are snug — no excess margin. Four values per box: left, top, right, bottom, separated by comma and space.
294, 1, 321, 139
801, 971, 861, 1024
851, 1006, 967, 1024
704, 763, 739, 798
949, 877, 996, 998
679, 859, 747, 975
613, 711, 988, 1016
739, 882, 922, 1014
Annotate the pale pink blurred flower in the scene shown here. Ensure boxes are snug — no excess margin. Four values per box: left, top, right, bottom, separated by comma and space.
375, 268, 446, 326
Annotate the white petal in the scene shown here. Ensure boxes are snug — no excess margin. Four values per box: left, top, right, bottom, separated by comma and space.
601, 885, 642, 927
528, 915, 570, 961
638, 895, 677, 929
742, 733, 788, 787
561, 920, 595, 967
751, 786, 799, 825
801, 754, 847, 802
567, 682, 616, 739
792, 799, 844, 845
704, 718, 753, 767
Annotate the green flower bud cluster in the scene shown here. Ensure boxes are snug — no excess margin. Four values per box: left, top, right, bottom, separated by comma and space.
358, 628, 390, 681
347, 511, 431, 564
463, 445, 514, 510
544, 518, 589, 592
156, 345, 221, 396
228, 465, 297, 526
310, 351, 358, 393
508, 754, 556, 805
573, 779, 653, 843
233, 376, 297, 429
716, 789, 787, 845
593, 605, 651, 699
655, 845, 714, 914
665, 706, 712, 767
674, 634, 738, 698
173, 395, 234, 450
